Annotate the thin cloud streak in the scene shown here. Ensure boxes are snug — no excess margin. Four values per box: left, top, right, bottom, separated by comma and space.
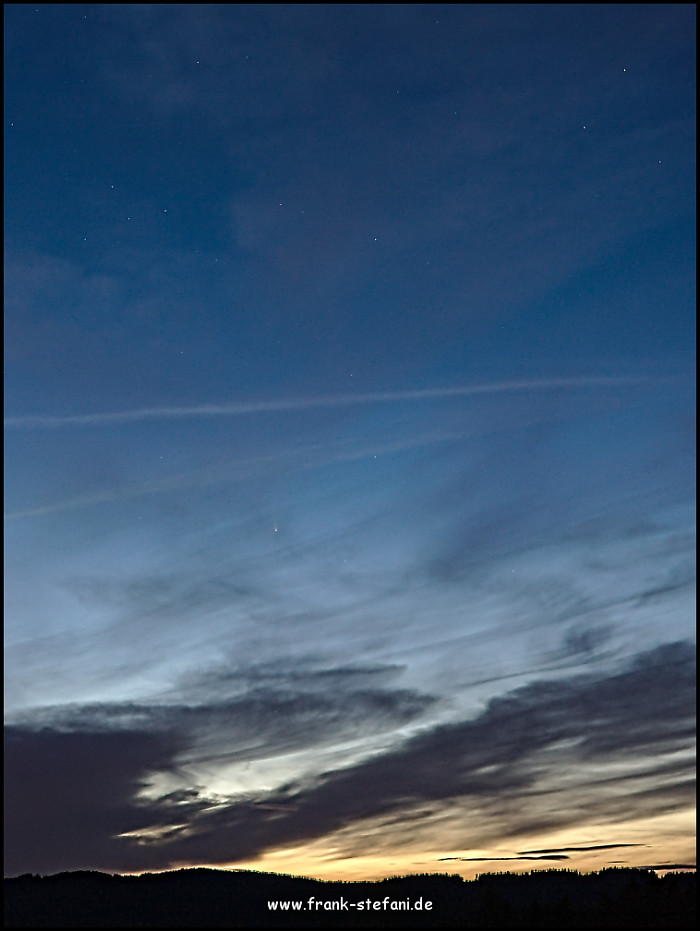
4, 377, 659, 430
518, 844, 648, 854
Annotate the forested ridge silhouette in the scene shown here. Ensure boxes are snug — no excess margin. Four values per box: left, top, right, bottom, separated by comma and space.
4, 866, 695, 927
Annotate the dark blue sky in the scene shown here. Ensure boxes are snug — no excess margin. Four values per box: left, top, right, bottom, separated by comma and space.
4, 4, 695, 879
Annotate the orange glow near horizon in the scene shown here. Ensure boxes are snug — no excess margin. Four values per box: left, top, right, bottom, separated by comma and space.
119, 806, 695, 883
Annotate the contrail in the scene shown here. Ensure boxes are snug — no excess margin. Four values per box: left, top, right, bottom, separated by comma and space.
3, 429, 459, 520
4, 376, 658, 430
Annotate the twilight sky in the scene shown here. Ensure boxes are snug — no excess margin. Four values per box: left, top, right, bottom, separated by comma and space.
4, 4, 695, 880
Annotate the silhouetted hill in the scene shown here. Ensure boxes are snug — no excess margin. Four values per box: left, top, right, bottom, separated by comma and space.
4, 866, 696, 927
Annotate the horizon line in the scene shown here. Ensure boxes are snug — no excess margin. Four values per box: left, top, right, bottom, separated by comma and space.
4, 862, 696, 880
3, 376, 671, 430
